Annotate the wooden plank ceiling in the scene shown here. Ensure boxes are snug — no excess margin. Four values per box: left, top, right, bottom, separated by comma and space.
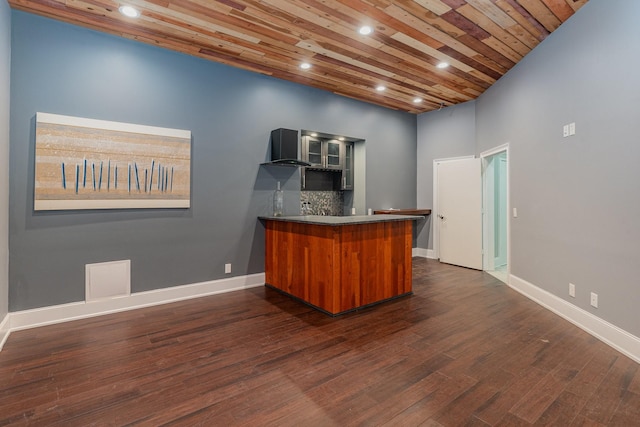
8, 0, 588, 113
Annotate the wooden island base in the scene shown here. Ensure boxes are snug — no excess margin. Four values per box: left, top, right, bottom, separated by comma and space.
263, 216, 417, 316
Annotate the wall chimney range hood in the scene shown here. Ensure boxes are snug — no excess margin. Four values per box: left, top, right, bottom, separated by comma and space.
262, 128, 311, 167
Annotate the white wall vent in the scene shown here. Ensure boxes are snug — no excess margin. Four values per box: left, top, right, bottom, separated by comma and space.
85, 260, 131, 302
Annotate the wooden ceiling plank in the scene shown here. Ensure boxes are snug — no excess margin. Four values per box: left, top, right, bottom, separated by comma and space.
412, 0, 451, 15
336, 0, 446, 48
261, 0, 340, 32
412, 0, 452, 16
540, 0, 575, 21
378, 38, 491, 94
503, 23, 542, 50
390, 0, 466, 38
517, 0, 562, 32
372, 40, 490, 94
158, 1, 260, 44
456, 4, 530, 57
439, 8, 491, 40
465, 0, 541, 49
308, 56, 448, 104
167, 1, 303, 47
566, 0, 588, 12
391, 32, 474, 73
437, 45, 501, 80
457, 34, 515, 70
144, 0, 171, 7
495, 0, 549, 42
481, 35, 523, 63
465, 0, 518, 28
295, 40, 396, 78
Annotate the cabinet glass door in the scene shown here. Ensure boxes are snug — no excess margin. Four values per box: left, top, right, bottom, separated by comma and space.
307, 138, 323, 166
343, 142, 353, 189
326, 140, 341, 168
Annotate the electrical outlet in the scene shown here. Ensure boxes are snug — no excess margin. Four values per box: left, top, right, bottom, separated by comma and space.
590, 292, 598, 308
563, 124, 569, 137
569, 122, 576, 136
569, 283, 575, 298
225, 263, 232, 274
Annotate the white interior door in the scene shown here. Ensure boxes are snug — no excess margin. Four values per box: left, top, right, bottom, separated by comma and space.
437, 158, 482, 270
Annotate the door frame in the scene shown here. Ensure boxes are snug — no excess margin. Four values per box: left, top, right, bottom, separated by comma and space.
432, 155, 475, 260
480, 144, 510, 282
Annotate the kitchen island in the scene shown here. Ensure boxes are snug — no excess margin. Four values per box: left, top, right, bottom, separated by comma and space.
261, 214, 423, 315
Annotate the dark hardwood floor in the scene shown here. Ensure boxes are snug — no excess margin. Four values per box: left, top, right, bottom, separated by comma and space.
0, 259, 638, 426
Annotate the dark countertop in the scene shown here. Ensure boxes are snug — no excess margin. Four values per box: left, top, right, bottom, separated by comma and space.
374, 209, 432, 216
259, 214, 425, 226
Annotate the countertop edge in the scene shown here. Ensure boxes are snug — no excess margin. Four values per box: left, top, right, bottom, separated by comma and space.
374, 209, 431, 216
259, 214, 424, 226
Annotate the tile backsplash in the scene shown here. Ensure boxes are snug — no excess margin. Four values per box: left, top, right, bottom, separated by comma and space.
300, 191, 344, 216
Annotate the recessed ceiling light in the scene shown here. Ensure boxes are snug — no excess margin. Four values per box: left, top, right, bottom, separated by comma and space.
118, 5, 140, 18
338, 137, 345, 141
359, 26, 373, 35
376, 85, 386, 92
300, 62, 311, 70
413, 97, 423, 104
436, 62, 449, 69
310, 133, 318, 137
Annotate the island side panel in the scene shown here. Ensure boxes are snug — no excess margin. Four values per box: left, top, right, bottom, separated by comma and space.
265, 220, 337, 313
338, 220, 413, 310
390, 220, 412, 296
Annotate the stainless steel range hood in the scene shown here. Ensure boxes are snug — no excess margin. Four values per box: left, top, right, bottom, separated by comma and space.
261, 128, 311, 167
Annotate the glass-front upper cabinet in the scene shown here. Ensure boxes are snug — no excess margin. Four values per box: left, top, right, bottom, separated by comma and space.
302, 136, 343, 170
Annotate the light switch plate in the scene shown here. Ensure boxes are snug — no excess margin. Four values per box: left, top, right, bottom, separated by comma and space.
513, 207, 518, 218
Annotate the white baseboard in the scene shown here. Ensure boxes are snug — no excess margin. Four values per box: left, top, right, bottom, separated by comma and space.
510, 274, 640, 364
0, 313, 9, 351
412, 248, 437, 259
8, 273, 265, 333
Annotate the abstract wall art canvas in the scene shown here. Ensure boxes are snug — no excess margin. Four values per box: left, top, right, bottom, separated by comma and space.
34, 112, 191, 210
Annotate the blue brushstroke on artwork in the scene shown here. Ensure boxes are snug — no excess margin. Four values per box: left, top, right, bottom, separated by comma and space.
60, 159, 178, 194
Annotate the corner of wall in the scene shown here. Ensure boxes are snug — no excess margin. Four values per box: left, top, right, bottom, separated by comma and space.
412, 248, 436, 259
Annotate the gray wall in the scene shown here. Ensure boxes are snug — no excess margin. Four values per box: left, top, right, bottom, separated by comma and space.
0, 0, 10, 321
476, 0, 640, 337
416, 101, 476, 249
9, 11, 416, 311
